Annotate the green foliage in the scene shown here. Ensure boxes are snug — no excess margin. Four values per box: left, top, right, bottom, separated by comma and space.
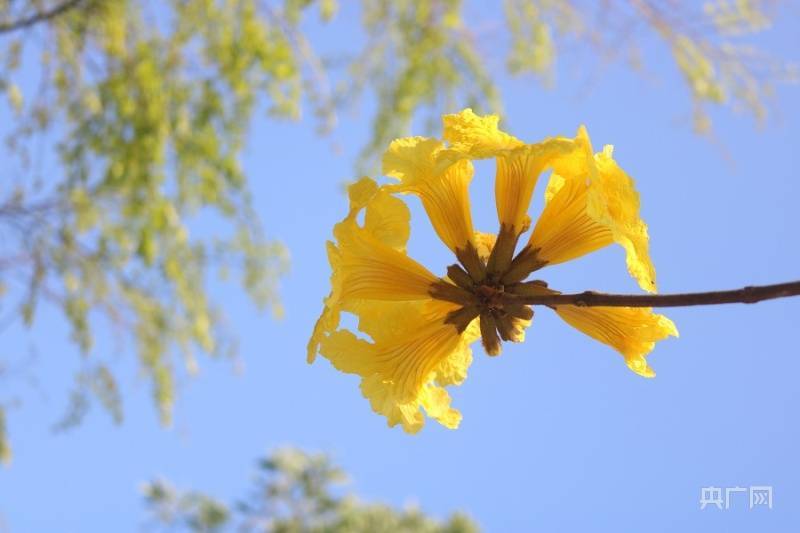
640, 0, 798, 132
1, 0, 294, 433
0, 406, 10, 465
52, 364, 123, 431
142, 448, 479, 532
500, 0, 798, 133
505, 0, 567, 79
351, 0, 498, 168
0, 0, 795, 455
144, 480, 231, 532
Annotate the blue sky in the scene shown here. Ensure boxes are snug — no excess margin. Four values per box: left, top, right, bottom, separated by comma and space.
1, 4, 799, 532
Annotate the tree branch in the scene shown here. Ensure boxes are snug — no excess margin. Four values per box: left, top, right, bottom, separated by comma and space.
0, 0, 84, 34
512, 280, 800, 308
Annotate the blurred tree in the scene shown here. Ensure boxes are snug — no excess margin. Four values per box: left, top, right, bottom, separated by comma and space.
142, 447, 478, 532
0, 0, 795, 461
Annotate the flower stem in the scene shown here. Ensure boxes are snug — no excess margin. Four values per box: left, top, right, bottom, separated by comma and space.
512, 281, 800, 308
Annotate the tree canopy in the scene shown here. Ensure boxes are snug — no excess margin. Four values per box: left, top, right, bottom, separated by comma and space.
142, 448, 478, 532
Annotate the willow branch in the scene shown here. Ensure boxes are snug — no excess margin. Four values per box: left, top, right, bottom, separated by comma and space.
0, 0, 84, 34
513, 281, 800, 308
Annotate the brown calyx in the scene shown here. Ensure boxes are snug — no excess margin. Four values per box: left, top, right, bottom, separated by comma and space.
432, 226, 551, 356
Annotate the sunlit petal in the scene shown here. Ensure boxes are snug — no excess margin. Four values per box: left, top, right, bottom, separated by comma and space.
494, 142, 573, 233
383, 136, 476, 253
555, 304, 678, 377
441, 109, 578, 235
590, 145, 658, 292
522, 127, 657, 292
334, 220, 439, 301
528, 172, 613, 266
442, 108, 523, 158
307, 177, 436, 363
319, 300, 478, 433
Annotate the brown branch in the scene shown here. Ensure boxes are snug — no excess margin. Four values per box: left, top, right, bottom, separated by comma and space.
0, 0, 84, 34
512, 281, 800, 308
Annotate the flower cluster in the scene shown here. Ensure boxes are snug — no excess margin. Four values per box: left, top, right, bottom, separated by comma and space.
308, 109, 677, 433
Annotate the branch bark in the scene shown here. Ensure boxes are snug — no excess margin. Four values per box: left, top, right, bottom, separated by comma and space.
0, 0, 84, 34
512, 280, 800, 308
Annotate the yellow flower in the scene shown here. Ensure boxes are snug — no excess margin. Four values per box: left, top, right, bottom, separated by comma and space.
308, 109, 677, 433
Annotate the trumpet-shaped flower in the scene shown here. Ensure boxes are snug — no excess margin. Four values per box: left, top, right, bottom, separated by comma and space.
308, 109, 677, 433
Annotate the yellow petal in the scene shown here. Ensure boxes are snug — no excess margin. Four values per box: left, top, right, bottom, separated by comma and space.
351, 299, 478, 387
590, 145, 658, 292
307, 242, 343, 363
308, 307, 338, 364
381, 136, 443, 185
418, 385, 462, 429
360, 377, 462, 433
555, 305, 678, 377
349, 300, 427, 343
549, 125, 595, 181
473, 231, 498, 263
364, 189, 411, 252
345, 176, 411, 251
308, 177, 435, 363
334, 219, 439, 301
318, 301, 477, 433
526, 127, 658, 292
346, 176, 380, 213
360, 374, 426, 433
320, 312, 464, 401
528, 171, 613, 265
442, 108, 523, 158
383, 137, 476, 252
433, 313, 480, 386
413, 159, 476, 253
528, 126, 611, 265
494, 142, 574, 233
332, 178, 437, 302
442, 109, 577, 235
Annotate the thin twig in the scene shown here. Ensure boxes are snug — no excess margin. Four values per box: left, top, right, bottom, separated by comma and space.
512, 280, 800, 308
0, 0, 84, 34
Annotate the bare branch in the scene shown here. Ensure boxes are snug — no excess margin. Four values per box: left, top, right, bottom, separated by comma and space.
0, 0, 84, 34
510, 281, 800, 308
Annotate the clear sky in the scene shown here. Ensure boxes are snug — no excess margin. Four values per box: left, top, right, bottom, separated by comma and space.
1, 4, 799, 532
